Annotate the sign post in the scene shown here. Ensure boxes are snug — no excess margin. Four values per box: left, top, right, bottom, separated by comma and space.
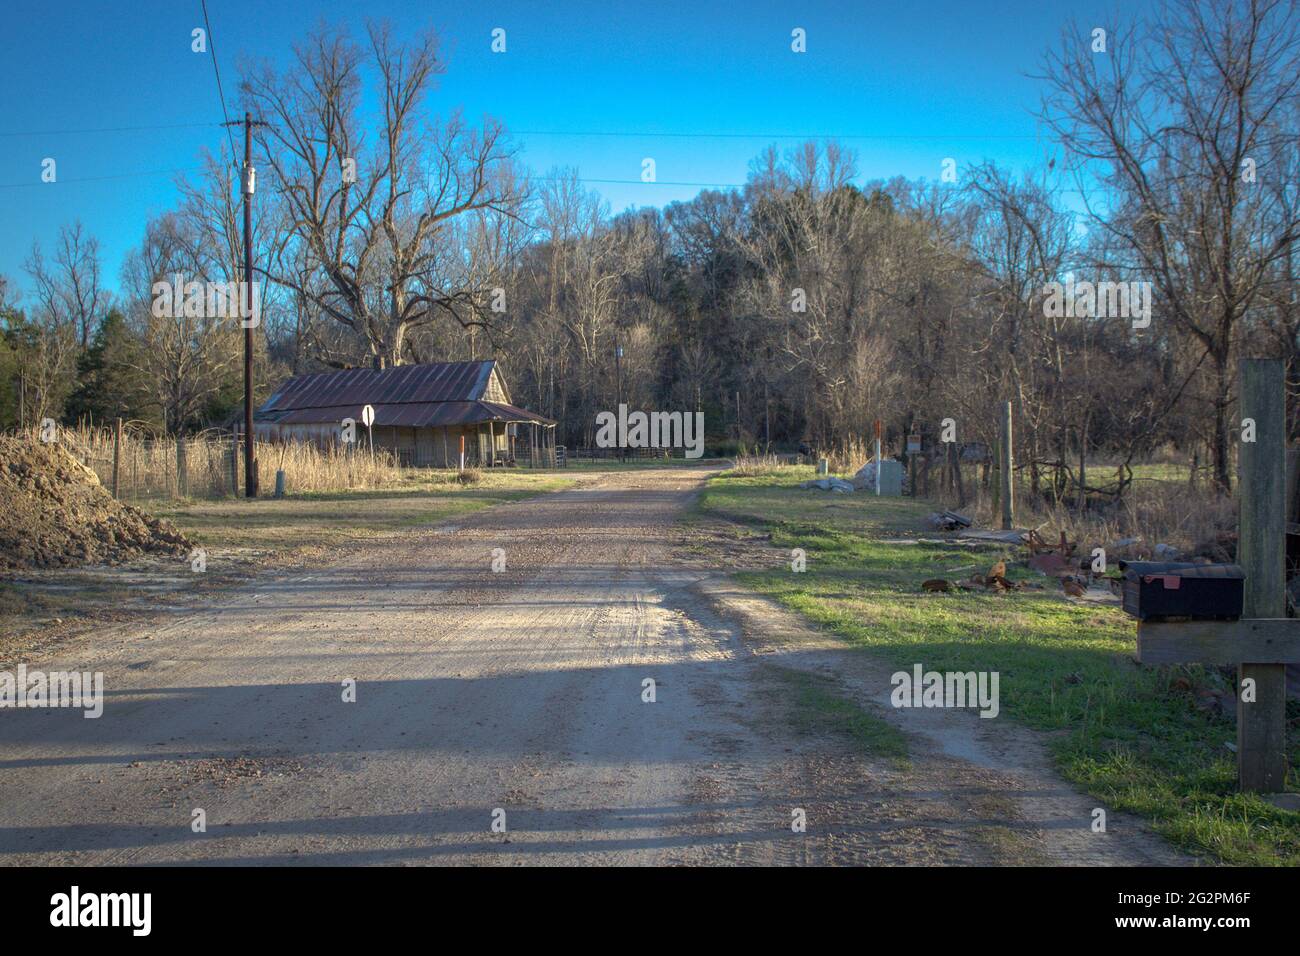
1136, 359, 1300, 793
361, 404, 375, 460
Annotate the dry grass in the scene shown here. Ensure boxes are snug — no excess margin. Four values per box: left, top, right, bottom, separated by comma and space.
262, 439, 404, 493
729, 453, 791, 477
34, 423, 412, 500
936, 463, 1235, 556
723, 443, 1235, 558
825, 436, 875, 475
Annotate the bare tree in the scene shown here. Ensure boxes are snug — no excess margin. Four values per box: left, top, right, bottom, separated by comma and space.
1039, 0, 1300, 491
20, 222, 106, 422
25, 221, 106, 350
242, 21, 528, 367
120, 208, 242, 434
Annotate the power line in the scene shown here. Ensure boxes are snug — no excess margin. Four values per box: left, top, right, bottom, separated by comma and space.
0, 122, 224, 138
200, 0, 239, 163
0, 123, 1048, 144
550, 176, 746, 188
0, 165, 208, 189
5, 171, 1086, 193
514, 129, 1042, 141
0, 164, 742, 191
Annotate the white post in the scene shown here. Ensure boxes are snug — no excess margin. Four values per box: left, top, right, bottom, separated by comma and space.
874, 419, 882, 496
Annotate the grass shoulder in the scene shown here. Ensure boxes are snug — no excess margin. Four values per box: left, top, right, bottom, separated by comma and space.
698, 466, 1300, 866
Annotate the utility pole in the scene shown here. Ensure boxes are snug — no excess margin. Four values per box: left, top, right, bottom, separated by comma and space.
614, 339, 624, 463
225, 112, 268, 497
1000, 401, 1015, 530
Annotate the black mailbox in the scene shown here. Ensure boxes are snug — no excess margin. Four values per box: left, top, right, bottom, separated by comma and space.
1118, 561, 1245, 621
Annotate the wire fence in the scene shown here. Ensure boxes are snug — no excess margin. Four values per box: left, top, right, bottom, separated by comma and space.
14, 424, 694, 503
561, 446, 684, 463
50, 424, 238, 502
44, 423, 408, 503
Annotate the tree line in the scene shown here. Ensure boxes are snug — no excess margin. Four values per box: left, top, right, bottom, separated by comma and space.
3, 0, 1296, 498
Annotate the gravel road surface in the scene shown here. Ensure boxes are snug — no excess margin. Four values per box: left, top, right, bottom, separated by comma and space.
0, 467, 1185, 865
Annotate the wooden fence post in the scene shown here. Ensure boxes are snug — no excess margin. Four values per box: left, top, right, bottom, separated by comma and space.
1237, 359, 1288, 792
1000, 401, 1015, 530
176, 436, 187, 498
112, 418, 122, 498
991, 438, 999, 514
1136, 358, 1299, 796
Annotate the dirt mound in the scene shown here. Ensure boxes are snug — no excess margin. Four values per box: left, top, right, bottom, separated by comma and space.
0, 436, 192, 571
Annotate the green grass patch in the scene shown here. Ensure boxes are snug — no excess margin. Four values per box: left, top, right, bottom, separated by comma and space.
773, 665, 909, 762
699, 467, 1300, 866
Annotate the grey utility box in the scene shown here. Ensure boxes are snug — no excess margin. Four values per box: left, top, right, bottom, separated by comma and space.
877, 459, 904, 496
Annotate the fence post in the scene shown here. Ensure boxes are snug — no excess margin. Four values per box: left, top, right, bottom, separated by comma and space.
112, 418, 122, 498
229, 441, 239, 496
176, 436, 187, 498
1237, 359, 1288, 792
1000, 401, 1015, 530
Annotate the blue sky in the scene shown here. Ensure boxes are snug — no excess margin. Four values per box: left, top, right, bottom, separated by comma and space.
0, 0, 1143, 302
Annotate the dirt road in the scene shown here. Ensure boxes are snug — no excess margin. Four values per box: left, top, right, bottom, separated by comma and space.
0, 467, 1185, 865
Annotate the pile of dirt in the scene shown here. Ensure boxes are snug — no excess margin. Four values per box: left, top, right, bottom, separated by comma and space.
0, 436, 192, 571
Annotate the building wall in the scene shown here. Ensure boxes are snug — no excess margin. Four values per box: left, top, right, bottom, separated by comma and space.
257, 421, 517, 467
483, 367, 509, 403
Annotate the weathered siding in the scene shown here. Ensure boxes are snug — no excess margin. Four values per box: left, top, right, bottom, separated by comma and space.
483, 367, 509, 404
256, 419, 541, 467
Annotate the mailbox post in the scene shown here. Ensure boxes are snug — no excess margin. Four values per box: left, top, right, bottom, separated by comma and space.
1135, 359, 1300, 793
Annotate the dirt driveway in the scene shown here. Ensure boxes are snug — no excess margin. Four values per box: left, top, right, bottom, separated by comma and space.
0, 467, 1186, 865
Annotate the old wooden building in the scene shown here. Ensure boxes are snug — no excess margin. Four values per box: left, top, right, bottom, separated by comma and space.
253, 360, 557, 467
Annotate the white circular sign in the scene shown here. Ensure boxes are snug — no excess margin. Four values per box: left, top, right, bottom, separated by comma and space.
361, 404, 375, 427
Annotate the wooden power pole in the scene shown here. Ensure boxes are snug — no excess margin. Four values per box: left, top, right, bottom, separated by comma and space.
226, 111, 268, 497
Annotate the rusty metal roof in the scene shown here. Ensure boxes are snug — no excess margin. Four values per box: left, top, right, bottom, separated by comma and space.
257, 400, 553, 428
259, 361, 497, 415
255, 361, 553, 428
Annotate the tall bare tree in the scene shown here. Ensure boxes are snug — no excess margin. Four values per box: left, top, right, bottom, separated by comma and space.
25, 221, 105, 350
1039, 0, 1300, 491
242, 21, 527, 367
